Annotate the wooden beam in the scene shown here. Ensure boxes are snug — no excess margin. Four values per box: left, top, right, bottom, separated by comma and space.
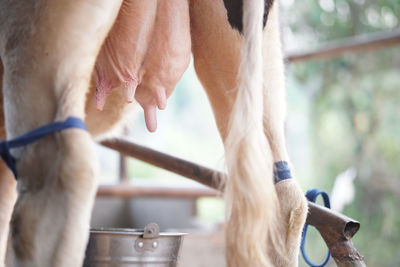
97, 184, 220, 199
101, 138, 226, 190
286, 28, 400, 62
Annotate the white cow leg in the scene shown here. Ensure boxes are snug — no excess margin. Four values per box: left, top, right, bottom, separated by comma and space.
0, 1, 122, 266
191, 1, 288, 266
262, 5, 308, 267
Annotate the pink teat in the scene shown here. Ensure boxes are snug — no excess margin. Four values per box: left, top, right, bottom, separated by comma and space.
94, 0, 157, 110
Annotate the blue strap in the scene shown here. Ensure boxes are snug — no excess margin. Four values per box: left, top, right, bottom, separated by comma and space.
0, 117, 87, 179
274, 161, 292, 184
301, 189, 331, 267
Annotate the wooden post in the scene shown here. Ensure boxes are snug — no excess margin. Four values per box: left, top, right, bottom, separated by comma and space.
119, 154, 128, 183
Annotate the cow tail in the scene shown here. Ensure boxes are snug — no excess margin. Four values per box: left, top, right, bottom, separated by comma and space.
224, 0, 280, 266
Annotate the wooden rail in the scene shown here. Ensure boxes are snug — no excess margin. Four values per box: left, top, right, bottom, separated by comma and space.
286, 28, 400, 62
98, 184, 220, 199
101, 138, 226, 190
100, 138, 365, 267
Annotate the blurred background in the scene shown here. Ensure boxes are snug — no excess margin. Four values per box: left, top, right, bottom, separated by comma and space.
91, 0, 400, 266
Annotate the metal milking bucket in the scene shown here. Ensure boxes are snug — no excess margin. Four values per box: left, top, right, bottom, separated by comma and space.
84, 223, 185, 267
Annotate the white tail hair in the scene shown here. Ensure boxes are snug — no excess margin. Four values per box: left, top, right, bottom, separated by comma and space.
224, 0, 279, 266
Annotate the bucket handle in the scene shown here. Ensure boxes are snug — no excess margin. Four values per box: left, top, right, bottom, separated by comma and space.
134, 223, 161, 252
143, 223, 160, 239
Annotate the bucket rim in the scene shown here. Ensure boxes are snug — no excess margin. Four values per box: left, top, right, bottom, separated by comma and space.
89, 227, 187, 236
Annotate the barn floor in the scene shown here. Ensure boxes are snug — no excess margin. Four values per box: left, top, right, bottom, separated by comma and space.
178, 228, 226, 267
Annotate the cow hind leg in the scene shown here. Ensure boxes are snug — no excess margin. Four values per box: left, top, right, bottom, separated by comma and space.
191, 0, 307, 266
261, 4, 308, 267
191, 0, 280, 266
0, 1, 122, 266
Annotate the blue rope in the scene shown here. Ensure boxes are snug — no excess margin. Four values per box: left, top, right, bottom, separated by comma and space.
301, 189, 331, 267
0, 117, 87, 179
274, 161, 292, 184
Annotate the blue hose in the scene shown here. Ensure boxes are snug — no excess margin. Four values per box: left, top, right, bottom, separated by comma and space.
300, 189, 331, 267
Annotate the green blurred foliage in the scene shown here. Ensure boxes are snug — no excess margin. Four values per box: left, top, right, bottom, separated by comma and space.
284, 0, 400, 266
